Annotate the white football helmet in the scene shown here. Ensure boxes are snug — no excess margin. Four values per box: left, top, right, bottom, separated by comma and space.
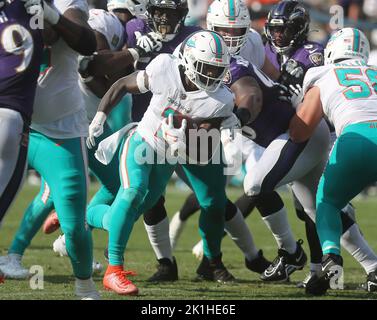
207, 0, 251, 55
107, 0, 147, 17
324, 28, 370, 65
179, 31, 230, 92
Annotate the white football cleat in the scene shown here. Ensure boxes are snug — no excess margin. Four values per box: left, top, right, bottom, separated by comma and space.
0, 254, 30, 279
169, 211, 186, 250
53, 234, 67, 256
192, 239, 204, 260
0, 255, 9, 265
75, 277, 101, 300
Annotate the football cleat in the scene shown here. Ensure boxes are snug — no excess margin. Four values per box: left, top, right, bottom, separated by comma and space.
245, 250, 271, 274
169, 212, 186, 250
306, 253, 344, 296
192, 239, 204, 260
148, 257, 178, 282
261, 240, 307, 282
42, 210, 60, 234
0, 254, 30, 279
196, 254, 235, 283
360, 270, 377, 293
0, 270, 4, 283
75, 278, 101, 300
296, 271, 318, 288
103, 266, 139, 296
0, 255, 9, 265
53, 234, 68, 256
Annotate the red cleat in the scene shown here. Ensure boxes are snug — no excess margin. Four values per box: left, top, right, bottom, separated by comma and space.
103, 265, 138, 296
42, 211, 60, 234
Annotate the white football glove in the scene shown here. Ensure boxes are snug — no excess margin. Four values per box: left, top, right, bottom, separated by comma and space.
161, 114, 187, 157
135, 31, 162, 56
23, 0, 61, 25
284, 59, 304, 79
87, 112, 107, 149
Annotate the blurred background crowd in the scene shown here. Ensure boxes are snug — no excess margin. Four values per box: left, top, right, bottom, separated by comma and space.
86, 0, 377, 63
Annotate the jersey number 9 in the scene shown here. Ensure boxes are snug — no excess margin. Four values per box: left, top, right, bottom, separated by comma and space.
1, 24, 34, 74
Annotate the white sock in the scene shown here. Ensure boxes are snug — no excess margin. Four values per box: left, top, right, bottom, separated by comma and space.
169, 211, 186, 250
262, 207, 297, 254
341, 224, 377, 274
144, 216, 173, 262
225, 208, 259, 261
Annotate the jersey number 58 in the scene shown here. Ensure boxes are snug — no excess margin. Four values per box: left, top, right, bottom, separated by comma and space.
335, 67, 377, 100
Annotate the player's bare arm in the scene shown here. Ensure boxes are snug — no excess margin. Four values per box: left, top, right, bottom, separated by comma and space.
97, 71, 148, 116
86, 49, 137, 78
231, 76, 263, 125
82, 31, 113, 98
289, 86, 324, 143
53, 8, 96, 55
23, 0, 96, 55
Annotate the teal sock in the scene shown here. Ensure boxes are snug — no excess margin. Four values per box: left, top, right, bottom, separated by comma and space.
9, 195, 54, 256
316, 201, 342, 255
107, 188, 143, 266
199, 207, 225, 259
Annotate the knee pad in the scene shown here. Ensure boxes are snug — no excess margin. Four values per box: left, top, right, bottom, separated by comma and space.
143, 196, 167, 225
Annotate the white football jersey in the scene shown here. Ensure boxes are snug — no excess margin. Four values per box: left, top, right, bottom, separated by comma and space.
303, 59, 377, 136
88, 9, 124, 51
239, 29, 266, 70
32, 0, 89, 133
80, 9, 125, 122
137, 54, 235, 156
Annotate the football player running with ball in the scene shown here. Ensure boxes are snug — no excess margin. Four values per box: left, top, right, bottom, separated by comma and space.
86, 31, 238, 296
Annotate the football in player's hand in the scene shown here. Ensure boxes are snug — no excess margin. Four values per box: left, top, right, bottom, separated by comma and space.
171, 114, 223, 164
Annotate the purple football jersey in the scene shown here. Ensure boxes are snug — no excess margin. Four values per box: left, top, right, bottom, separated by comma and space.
0, 0, 43, 121
126, 18, 201, 121
265, 41, 324, 73
226, 56, 295, 148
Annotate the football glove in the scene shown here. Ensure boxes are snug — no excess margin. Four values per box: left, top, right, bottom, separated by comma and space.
129, 31, 163, 61
161, 114, 187, 157
87, 112, 107, 149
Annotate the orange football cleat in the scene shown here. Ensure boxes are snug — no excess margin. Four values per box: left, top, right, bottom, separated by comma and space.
103, 265, 138, 296
42, 211, 60, 234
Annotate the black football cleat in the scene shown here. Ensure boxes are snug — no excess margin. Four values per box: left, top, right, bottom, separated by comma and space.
360, 270, 377, 293
305, 253, 344, 296
261, 240, 307, 282
147, 257, 178, 282
245, 250, 271, 274
196, 254, 235, 283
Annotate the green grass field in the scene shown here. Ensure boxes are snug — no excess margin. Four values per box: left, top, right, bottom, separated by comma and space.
0, 183, 377, 300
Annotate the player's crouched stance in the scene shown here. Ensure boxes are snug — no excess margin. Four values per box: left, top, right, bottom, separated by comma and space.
86, 31, 237, 295
289, 28, 377, 295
